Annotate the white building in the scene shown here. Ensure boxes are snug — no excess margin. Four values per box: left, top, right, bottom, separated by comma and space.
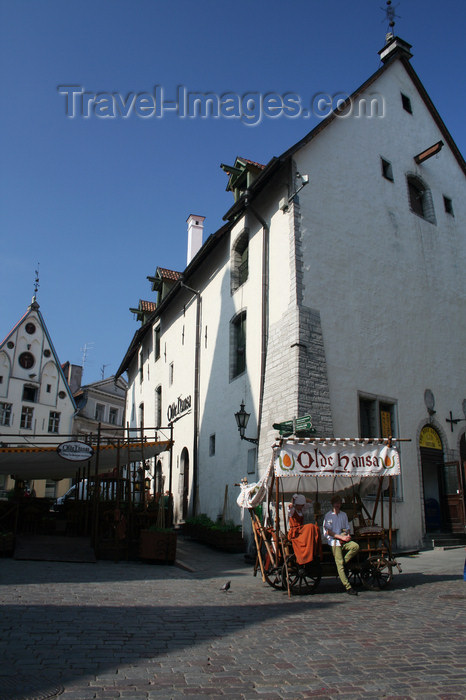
0, 298, 77, 498
68, 366, 127, 438
117, 35, 466, 550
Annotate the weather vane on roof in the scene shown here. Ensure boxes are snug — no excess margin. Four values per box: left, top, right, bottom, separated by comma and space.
32, 263, 40, 302
381, 0, 401, 37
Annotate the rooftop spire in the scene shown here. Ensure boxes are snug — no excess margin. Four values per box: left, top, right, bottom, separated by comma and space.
30, 262, 40, 309
378, 1, 412, 64
382, 0, 400, 37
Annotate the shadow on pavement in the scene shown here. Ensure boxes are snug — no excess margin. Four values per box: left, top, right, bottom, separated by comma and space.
0, 599, 340, 697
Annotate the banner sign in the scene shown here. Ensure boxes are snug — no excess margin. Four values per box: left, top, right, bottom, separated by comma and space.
274, 443, 400, 478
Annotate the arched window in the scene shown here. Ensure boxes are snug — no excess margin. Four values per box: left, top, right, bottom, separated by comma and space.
406, 174, 436, 224
230, 228, 249, 293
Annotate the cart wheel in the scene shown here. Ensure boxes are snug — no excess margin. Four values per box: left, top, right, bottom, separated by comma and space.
260, 542, 285, 590
346, 564, 364, 589
264, 563, 285, 590
361, 556, 393, 590
283, 556, 321, 595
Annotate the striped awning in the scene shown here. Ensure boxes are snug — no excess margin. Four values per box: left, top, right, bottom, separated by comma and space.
0, 440, 172, 480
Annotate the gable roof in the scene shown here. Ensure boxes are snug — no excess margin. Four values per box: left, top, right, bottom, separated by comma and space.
0, 300, 76, 408
223, 43, 466, 222
117, 38, 466, 378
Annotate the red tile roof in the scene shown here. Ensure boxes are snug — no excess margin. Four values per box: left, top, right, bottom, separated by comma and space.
158, 268, 182, 281
238, 157, 266, 169
139, 300, 157, 312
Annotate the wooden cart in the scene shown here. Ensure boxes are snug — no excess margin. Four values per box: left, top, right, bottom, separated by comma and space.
238, 437, 404, 596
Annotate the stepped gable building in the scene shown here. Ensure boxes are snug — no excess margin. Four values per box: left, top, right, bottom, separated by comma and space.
0, 298, 76, 498
117, 35, 466, 549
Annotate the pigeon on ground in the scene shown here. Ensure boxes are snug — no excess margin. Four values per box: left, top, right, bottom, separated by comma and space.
220, 580, 231, 592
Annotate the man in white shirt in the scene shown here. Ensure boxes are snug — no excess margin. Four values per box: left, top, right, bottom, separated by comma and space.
323, 494, 360, 595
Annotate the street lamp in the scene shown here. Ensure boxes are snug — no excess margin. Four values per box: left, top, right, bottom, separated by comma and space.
234, 401, 258, 444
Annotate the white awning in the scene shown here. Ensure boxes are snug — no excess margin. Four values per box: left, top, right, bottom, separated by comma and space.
0, 440, 172, 481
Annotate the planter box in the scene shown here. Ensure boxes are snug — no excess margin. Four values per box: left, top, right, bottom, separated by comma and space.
0, 532, 14, 556
139, 530, 177, 563
181, 524, 245, 553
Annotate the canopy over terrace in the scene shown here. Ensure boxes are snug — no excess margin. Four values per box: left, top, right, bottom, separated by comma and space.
0, 439, 172, 481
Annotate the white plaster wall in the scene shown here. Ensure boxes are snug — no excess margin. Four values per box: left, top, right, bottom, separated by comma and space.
291, 60, 466, 548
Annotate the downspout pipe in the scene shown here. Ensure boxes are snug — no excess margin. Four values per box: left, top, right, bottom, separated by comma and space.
244, 191, 269, 446
180, 281, 201, 517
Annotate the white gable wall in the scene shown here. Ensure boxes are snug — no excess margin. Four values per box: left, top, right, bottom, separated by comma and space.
291, 60, 466, 548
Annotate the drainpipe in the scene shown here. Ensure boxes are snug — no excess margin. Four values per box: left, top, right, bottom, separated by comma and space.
180, 281, 201, 516
243, 191, 269, 446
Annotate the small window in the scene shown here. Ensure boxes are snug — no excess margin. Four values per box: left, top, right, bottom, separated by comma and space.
22, 385, 38, 403
155, 386, 162, 428
230, 311, 246, 380
48, 411, 60, 433
0, 402, 12, 426
139, 402, 144, 427
154, 326, 161, 360
20, 406, 34, 430
139, 351, 143, 383
443, 196, 454, 216
0, 376, 3, 384
407, 174, 436, 224
401, 93, 412, 114
359, 394, 401, 501
109, 407, 118, 425
25, 322, 36, 335
381, 157, 394, 181
247, 448, 256, 475
231, 229, 249, 294
209, 434, 216, 456
44, 349, 51, 357
169, 362, 174, 386
95, 404, 105, 421
46, 384, 51, 393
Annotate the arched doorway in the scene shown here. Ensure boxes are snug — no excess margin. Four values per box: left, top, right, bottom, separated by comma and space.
420, 426, 444, 531
420, 426, 466, 532
180, 448, 190, 521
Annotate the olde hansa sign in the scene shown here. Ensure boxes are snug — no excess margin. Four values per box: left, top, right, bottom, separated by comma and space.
275, 442, 400, 477
57, 441, 95, 462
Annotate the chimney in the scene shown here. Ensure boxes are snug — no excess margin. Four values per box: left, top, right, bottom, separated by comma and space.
186, 215, 205, 265
63, 362, 83, 394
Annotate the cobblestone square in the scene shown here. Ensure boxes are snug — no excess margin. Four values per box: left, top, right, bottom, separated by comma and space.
0, 542, 464, 699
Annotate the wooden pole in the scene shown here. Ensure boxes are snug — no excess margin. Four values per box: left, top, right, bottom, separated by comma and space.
250, 510, 266, 582
388, 476, 393, 556
222, 484, 229, 524
372, 477, 383, 523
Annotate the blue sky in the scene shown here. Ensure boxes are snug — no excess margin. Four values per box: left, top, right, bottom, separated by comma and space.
1, 0, 465, 384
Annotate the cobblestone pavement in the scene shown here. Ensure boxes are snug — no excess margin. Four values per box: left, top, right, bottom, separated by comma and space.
0, 540, 465, 700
